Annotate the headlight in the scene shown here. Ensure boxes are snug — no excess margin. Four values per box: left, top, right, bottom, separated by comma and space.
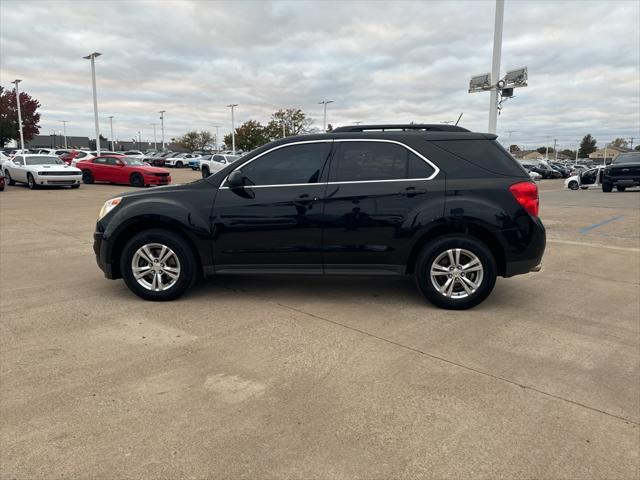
98, 197, 122, 220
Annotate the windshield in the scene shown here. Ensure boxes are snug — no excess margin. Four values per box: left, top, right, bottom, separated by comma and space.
26, 156, 63, 166
613, 152, 640, 164
120, 157, 145, 166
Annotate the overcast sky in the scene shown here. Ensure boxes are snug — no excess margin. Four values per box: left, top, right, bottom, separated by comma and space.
1, 0, 639, 149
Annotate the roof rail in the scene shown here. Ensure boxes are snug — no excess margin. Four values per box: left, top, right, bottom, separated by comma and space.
332, 124, 470, 133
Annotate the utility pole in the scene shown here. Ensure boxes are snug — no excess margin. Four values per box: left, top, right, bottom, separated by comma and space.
227, 104, 238, 154
83, 52, 102, 155
488, 0, 504, 134
150, 123, 158, 150
159, 110, 166, 150
210, 125, 220, 152
630, 137, 635, 150
318, 100, 334, 132
553, 139, 558, 161
59, 120, 69, 148
11, 79, 25, 152
108, 116, 115, 151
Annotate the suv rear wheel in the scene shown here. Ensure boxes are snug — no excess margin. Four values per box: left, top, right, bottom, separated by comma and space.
121, 229, 197, 301
414, 235, 497, 310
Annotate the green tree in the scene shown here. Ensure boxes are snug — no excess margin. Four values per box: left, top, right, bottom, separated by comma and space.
635, 145, 640, 151
536, 146, 554, 154
0, 86, 41, 146
175, 130, 213, 152
609, 137, 629, 148
264, 108, 313, 140
578, 134, 597, 158
223, 120, 268, 152
560, 149, 576, 158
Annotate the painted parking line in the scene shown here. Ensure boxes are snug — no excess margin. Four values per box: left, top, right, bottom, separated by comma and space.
579, 215, 625, 234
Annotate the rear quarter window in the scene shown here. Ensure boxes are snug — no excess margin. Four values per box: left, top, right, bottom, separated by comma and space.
432, 139, 527, 177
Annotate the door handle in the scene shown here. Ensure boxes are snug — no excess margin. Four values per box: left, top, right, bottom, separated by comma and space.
293, 194, 319, 207
400, 186, 427, 197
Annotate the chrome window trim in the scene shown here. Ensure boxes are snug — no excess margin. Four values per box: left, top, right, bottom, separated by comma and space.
220, 137, 440, 188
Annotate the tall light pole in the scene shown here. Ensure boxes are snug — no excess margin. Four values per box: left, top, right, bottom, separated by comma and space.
11, 79, 25, 152
108, 116, 115, 151
318, 100, 334, 132
150, 123, 158, 150
227, 104, 238, 154
488, 0, 504, 134
59, 120, 69, 148
159, 110, 166, 150
137, 131, 142, 150
210, 125, 220, 152
83, 52, 102, 154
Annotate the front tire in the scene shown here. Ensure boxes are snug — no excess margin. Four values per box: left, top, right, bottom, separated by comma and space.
616, 185, 626, 192
414, 235, 497, 310
568, 180, 579, 190
130, 172, 144, 187
4, 170, 15, 186
120, 229, 197, 301
27, 173, 37, 189
82, 170, 94, 184
176, 161, 183, 168
201, 166, 210, 178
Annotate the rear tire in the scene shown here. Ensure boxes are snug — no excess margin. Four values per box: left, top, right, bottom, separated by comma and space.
82, 170, 94, 184
120, 229, 197, 301
130, 172, 144, 187
27, 173, 37, 189
414, 235, 497, 310
4, 170, 15, 186
616, 185, 626, 192
568, 180, 579, 190
602, 182, 613, 192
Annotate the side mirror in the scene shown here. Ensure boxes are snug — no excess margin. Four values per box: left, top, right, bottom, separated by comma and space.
226, 170, 245, 188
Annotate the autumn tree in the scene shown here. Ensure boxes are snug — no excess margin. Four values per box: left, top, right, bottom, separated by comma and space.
223, 120, 269, 152
175, 130, 214, 151
264, 108, 314, 140
0, 86, 41, 146
609, 138, 629, 148
578, 134, 597, 158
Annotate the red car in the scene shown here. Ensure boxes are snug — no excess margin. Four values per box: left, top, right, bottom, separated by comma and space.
77, 155, 171, 187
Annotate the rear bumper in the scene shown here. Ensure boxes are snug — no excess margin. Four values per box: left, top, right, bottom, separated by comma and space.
502, 216, 546, 278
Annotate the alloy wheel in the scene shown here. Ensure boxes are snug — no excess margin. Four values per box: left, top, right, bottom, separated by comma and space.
430, 248, 484, 299
131, 243, 181, 291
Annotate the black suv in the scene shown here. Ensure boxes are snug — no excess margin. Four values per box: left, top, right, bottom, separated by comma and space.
602, 152, 640, 192
93, 124, 545, 309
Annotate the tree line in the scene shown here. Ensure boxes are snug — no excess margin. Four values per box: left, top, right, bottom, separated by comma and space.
509, 134, 638, 159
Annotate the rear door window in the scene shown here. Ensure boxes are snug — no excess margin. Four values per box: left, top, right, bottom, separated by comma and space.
329, 141, 435, 182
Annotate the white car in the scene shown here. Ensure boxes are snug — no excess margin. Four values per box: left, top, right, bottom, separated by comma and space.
199, 154, 237, 178
528, 170, 542, 181
565, 166, 604, 190
0, 151, 9, 166
2, 154, 82, 189
164, 153, 201, 168
122, 150, 146, 159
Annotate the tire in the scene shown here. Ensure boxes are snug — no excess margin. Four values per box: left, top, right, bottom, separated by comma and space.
602, 182, 613, 192
82, 170, 94, 184
616, 185, 626, 192
27, 173, 37, 189
568, 181, 579, 190
130, 172, 145, 187
120, 229, 197, 301
414, 235, 497, 310
201, 166, 210, 178
176, 161, 183, 168
4, 170, 15, 186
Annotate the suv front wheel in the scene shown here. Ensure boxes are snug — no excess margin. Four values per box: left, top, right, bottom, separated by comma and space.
121, 229, 197, 301
414, 235, 497, 310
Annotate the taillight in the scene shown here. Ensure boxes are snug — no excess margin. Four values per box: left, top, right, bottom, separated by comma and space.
509, 181, 539, 217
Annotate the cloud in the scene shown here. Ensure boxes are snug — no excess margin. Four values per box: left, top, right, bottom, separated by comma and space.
1, 0, 638, 149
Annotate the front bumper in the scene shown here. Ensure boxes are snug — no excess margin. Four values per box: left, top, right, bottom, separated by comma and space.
37, 174, 81, 186
605, 175, 640, 187
94, 229, 117, 279
145, 175, 171, 185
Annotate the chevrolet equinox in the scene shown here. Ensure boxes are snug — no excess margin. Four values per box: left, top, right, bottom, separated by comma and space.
94, 124, 545, 309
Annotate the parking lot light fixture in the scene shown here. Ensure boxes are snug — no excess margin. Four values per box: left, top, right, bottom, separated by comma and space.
150, 123, 158, 150
227, 104, 238, 154
11, 79, 25, 151
318, 100, 334, 132
83, 52, 102, 155
210, 125, 220, 152
159, 111, 166, 150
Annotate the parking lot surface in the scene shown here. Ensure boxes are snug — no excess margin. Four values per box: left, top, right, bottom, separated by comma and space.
1, 171, 639, 479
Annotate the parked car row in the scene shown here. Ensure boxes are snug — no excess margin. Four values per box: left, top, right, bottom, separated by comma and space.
0, 153, 172, 190
563, 152, 640, 192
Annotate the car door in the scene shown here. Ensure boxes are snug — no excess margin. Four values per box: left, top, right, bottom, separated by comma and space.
8, 156, 27, 182
89, 157, 111, 181
580, 168, 597, 187
321, 139, 444, 275
212, 140, 332, 273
